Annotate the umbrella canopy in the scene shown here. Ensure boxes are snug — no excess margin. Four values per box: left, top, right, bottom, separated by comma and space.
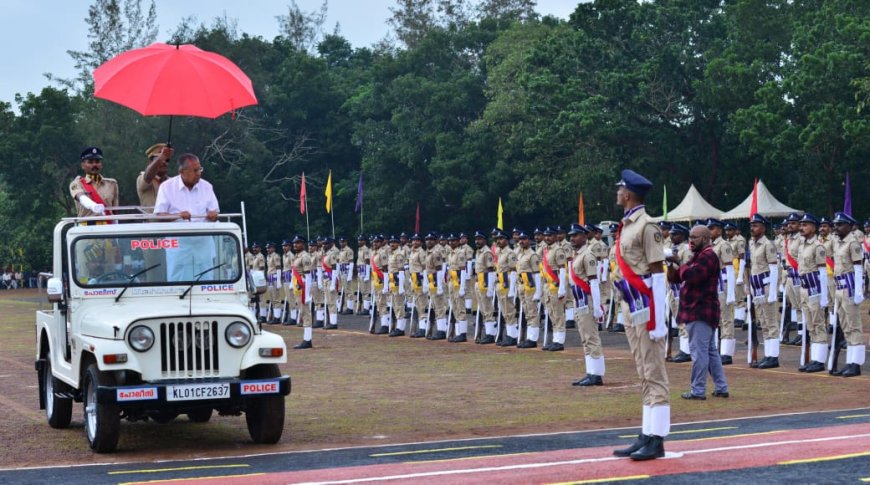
93, 42, 257, 119
650, 184, 724, 222
720, 179, 800, 219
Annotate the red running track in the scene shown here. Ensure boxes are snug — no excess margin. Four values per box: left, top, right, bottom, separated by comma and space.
141, 422, 870, 484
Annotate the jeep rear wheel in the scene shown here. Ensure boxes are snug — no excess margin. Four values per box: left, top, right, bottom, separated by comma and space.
83, 363, 120, 453
244, 364, 285, 444
44, 359, 73, 429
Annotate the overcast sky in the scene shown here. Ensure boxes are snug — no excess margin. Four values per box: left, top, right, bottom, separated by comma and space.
2, 0, 578, 106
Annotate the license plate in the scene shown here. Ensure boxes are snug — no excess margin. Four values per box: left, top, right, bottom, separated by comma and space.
166, 383, 230, 401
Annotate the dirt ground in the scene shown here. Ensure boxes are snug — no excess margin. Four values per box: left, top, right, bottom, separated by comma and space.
1, 289, 867, 468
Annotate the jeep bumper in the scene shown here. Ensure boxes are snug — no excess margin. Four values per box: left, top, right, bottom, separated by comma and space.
96, 376, 290, 406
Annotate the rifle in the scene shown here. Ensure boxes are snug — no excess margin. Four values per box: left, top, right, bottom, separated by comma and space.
800, 311, 808, 367
778, 286, 788, 341
827, 299, 840, 372
368, 279, 377, 333
542, 307, 550, 349
747, 293, 756, 365
516, 298, 525, 346
446, 296, 454, 340
474, 296, 481, 343
355, 268, 362, 313
425, 292, 434, 338
281, 297, 289, 325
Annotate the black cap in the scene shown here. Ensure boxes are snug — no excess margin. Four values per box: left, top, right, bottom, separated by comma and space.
281, 239, 291, 246
657, 221, 672, 229
832, 212, 857, 225
670, 223, 689, 235
786, 212, 802, 222
388, 235, 399, 242
724, 222, 738, 230
80, 146, 103, 160
615, 169, 653, 196
567, 223, 587, 236
799, 213, 819, 226
819, 217, 833, 227
292, 235, 306, 244
473, 230, 487, 239
410, 233, 423, 241
266, 241, 276, 248
424, 232, 437, 240
749, 214, 770, 225
706, 218, 724, 228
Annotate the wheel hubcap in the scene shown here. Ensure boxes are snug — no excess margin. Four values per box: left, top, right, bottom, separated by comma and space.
85, 380, 97, 441
45, 367, 53, 418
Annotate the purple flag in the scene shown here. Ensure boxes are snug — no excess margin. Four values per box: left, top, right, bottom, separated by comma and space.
354, 173, 363, 213
844, 172, 852, 216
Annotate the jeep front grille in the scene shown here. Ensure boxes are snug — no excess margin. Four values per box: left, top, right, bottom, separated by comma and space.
159, 321, 219, 377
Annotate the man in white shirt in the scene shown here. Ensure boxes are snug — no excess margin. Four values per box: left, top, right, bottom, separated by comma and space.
154, 154, 220, 280
154, 154, 219, 222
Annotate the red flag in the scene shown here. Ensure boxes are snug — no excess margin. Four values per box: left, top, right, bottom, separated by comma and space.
415, 202, 421, 233
300, 173, 307, 214
578, 192, 585, 225
749, 178, 758, 218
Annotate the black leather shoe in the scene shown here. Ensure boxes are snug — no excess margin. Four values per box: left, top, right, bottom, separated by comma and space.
325, 324, 338, 330
788, 335, 802, 346
497, 337, 517, 347
804, 361, 825, 373
374, 326, 389, 335
282, 320, 294, 326
517, 339, 537, 349
841, 363, 862, 377
449, 333, 467, 343
566, 320, 576, 329
712, 390, 730, 398
313, 320, 324, 328
358, 310, 370, 316
758, 357, 779, 369
612, 324, 626, 333
672, 351, 691, 363
410, 329, 426, 338
258, 316, 267, 323
681, 392, 706, 400
572, 374, 603, 386
548, 343, 564, 352
541, 343, 552, 351
630, 435, 665, 461
735, 319, 746, 330
478, 335, 495, 344
721, 355, 733, 365
427, 331, 447, 340
293, 340, 312, 349
614, 434, 650, 457
388, 329, 405, 337
288, 319, 298, 325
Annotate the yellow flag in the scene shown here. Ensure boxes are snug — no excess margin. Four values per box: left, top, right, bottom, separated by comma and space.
497, 197, 504, 230
325, 170, 333, 213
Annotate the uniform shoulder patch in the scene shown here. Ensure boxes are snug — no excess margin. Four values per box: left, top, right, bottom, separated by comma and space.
654, 232, 663, 243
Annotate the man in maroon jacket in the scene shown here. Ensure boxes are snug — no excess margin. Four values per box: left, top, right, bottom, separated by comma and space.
667, 225, 729, 400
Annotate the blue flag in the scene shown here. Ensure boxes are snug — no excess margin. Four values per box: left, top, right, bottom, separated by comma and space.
354, 173, 363, 213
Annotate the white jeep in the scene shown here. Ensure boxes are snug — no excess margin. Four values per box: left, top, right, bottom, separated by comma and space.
35, 212, 290, 452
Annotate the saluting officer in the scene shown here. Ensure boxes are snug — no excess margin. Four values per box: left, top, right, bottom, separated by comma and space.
516, 231, 542, 348
707, 219, 736, 364
290, 235, 315, 349
473, 231, 497, 344
568, 223, 605, 386
70, 147, 119, 218
796, 213, 829, 373
831, 212, 865, 377
747, 214, 781, 368
611, 169, 670, 461
493, 229, 519, 346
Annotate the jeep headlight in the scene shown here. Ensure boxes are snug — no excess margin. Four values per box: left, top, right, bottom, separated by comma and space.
225, 321, 251, 348
128, 325, 155, 352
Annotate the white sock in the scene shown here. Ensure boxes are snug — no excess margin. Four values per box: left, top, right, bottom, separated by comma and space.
273, 308, 282, 319
679, 336, 690, 354
566, 308, 574, 321
291, 309, 298, 319
527, 327, 540, 342
594, 356, 606, 377
507, 324, 517, 338
465, 298, 472, 310
811, 343, 828, 363
554, 331, 566, 344
329, 313, 337, 325
419, 318, 428, 331
650, 405, 671, 437
484, 321, 496, 336
437, 318, 447, 331
381, 316, 389, 328
791, 309, 798, 322
617, 312, 624, 324
363, 300, 370, 310
852, 345, 866, 365
734, 308, 746, 321
303, 327, 312, 340
769, 338, 780, 358
642, 405, 652, 435
721, 338, 736, 357
458, 321, 467, 335
584, 356, 593, 374
347, 300, 355, 310
316, 309, 324, 321
397, 319, 406, 331
259, 308, 267, 318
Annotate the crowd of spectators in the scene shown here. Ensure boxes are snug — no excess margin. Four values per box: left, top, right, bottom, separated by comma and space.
1, 268, 39, 289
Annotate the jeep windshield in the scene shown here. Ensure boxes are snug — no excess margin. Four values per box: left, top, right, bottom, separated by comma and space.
72, 233, 242, 287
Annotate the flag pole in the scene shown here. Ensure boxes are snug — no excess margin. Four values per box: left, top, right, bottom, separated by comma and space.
331, 207, 336, 239
305, 196, 310, 242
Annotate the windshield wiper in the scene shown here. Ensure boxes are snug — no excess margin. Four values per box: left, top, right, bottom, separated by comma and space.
179, 263, 227, 300
115, 264, 162, 303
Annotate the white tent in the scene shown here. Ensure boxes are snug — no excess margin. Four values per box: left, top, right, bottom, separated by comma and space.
651, 184, 724, 222
720, 180, 799, 220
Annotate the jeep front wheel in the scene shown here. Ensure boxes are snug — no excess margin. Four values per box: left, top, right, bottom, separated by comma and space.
244, 364, 285, 444
44, 359, 73, 429
83, 363, 120, 452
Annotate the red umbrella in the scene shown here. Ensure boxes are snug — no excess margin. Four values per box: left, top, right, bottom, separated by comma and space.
93, 42, 257, 141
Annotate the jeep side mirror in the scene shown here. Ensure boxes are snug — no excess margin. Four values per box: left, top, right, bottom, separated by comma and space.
46, 277, 64, 303
249, 270, 268, 294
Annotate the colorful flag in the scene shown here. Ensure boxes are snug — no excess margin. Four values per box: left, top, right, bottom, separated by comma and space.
750, 178, 758, 218
497, 198, 504, 230
415, 203, 421, 233
325, 170, 333, 213
578, 192, 585, 226
662, 185, 668, 221
354, 173, 363, 213
844, 172, 852, 216
299, 173, 307, 214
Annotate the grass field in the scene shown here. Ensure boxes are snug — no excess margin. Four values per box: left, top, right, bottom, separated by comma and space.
0, 289, 866, 467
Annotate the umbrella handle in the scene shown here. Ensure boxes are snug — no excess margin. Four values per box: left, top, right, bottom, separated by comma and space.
167, 115, 173, 145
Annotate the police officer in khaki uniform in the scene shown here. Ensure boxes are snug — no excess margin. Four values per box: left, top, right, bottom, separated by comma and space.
356, 236, 372, 315
725, 222, 748, 327
137, 143, 172, 209
568, 223, 605, 385
290, 235, 315, 348
747, 214, 781, 368
541, 227, 569, 351
424, 233, 449, 339
665, 223, 693, 363
386, 235, 408, 336
516, 231, 542, 348
371, 235, 391, 334
783, 213, 803, 344
472, 231, 497, 344
459, 233, 475, 314
265, 242, 282, 323
309, 238, 325, 327
707, 219, 736, 364
445, 234, 469, 342
796, 213, 829, 372
407, 234, 428, 338
819, 218, 837, 327
611, 169, 670, 461
831, 212, 865, 377
321, 237, 341, 329
337, 237, 355, 315
281, 240, 297, 325
493, 229, 519, 346
70, 147, 119, 218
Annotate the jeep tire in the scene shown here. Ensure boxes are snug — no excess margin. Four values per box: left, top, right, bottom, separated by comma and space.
244, 364, 285, 444
83, 363, 120, 452
44, 359, 73, 429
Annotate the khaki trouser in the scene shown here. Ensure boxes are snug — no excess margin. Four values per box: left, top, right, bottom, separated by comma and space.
447, 281, 466, 323
734, 281, 746, 315
474, 277, 494, 322
799, 286, 826, 344
545, 289, 566, 333
718, 291, 735, 339
751, 284, 779, 340
519, 288, 540, 328
267, 273, 281, 306
374, 282, 389, 319
623, 303, 670, 406
496, 289, 516, 325
785, 274, 800, 320
577, 305, 602, 359
295, 291, 312, 327
835, 288, 863, 345
353, 273, 371, 310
